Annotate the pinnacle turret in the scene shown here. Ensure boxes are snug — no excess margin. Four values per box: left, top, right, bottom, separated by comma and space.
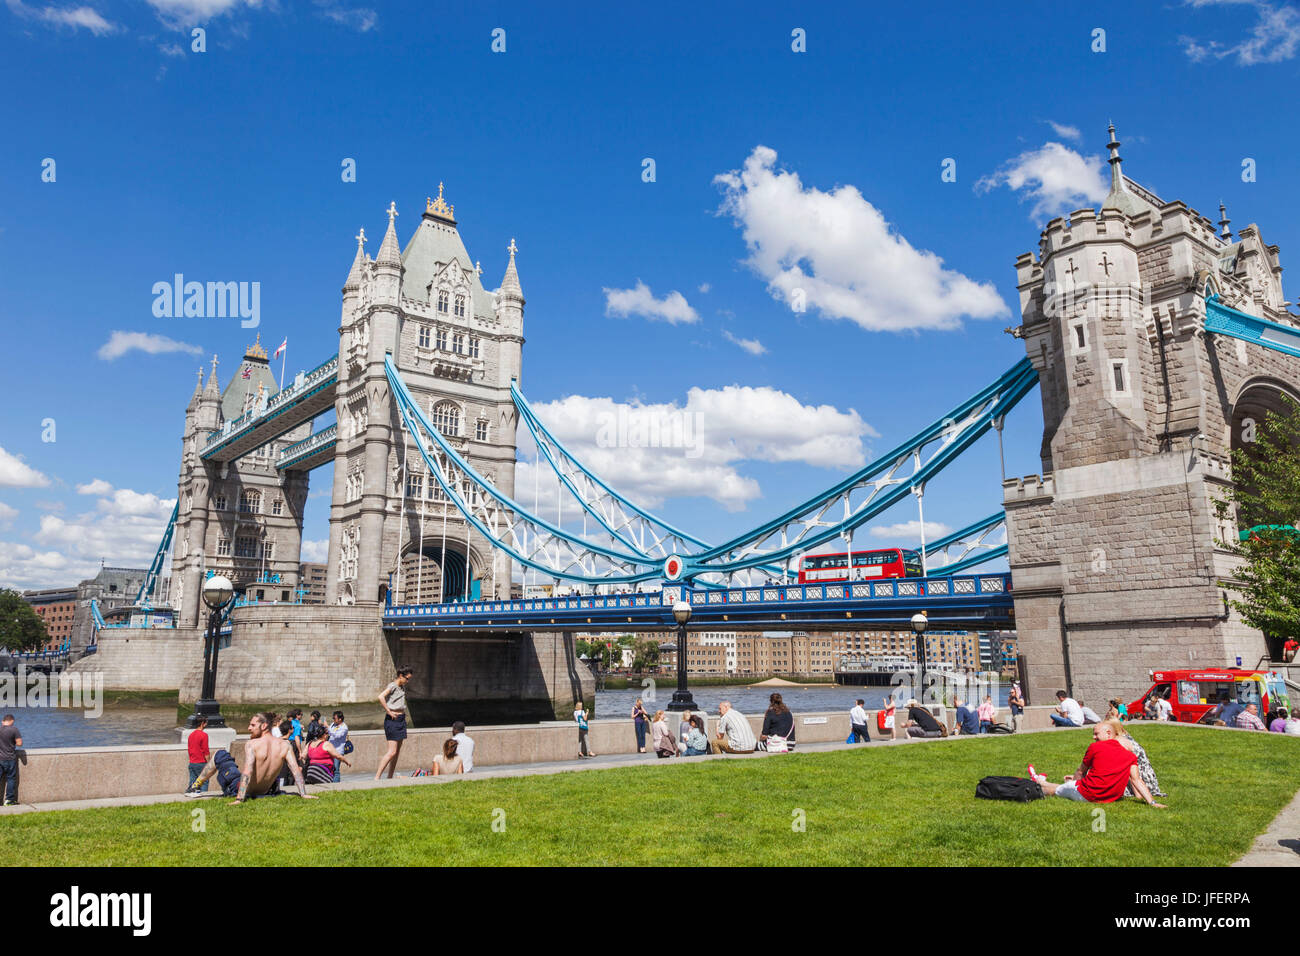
204, 355, 220, 395
188, 365, 204, 409
376, 202, 402, 269
499, 237, 523, 302
344, 227, 367, 291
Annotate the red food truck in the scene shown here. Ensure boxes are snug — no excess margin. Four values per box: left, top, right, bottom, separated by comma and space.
1127, 668, 1290, 725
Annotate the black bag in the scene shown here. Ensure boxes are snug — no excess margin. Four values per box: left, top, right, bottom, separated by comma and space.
975, 775, 1043, 801
986, 722, 1014, 735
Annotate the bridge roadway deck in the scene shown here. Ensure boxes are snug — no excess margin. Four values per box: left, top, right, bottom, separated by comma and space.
200, 355, 338, 463
383, 572, 1014, 632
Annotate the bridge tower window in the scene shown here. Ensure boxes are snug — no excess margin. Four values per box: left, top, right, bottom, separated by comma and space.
454, 294, 466, 318
239, 490, 261, 514
436, 328, 447, 351
418, 326, 431, 348
406, 473, 424, 499
213, 494, 228, 511
271, 496, 283, 516
433, 402, 461, 437
475, 420, 489, 442
217, 538, 231, 556
437, 290, 449, 314
469, 336, 480, 358
452, 332, 464, 354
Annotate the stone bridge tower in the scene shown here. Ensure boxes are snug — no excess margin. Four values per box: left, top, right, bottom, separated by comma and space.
169, 337, 312, 628
325, 188, 523, 606
1005, 126, 1300, 705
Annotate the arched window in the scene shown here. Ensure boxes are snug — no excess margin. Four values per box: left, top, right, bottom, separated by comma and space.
433, 401, 461, 437
454, 294, 466, 317
239, 490, 261, 514
437, 290, 449, 314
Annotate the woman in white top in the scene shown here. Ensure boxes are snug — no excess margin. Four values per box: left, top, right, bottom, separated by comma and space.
375, 667, 413, 780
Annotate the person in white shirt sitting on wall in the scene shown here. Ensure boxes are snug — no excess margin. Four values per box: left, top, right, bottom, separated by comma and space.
711, 701, 756, 754
1050, 690, 1085, 728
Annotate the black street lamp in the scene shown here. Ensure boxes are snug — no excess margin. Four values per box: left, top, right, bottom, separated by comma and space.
667, 600, 698, 712
910, 612, 929, 705
186, 574, 234, 729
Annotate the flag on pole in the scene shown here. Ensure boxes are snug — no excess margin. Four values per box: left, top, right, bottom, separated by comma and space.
273, 337, 287, 358
241, 366, 251, 379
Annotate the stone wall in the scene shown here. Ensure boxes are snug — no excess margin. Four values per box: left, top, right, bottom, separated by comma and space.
65, 627, 202, 691
178, 603, 395, 707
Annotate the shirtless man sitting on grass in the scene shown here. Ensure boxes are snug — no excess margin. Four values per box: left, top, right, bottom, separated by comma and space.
186, 712, 317, 804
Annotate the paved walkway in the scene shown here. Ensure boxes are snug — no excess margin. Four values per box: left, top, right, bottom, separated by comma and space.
0, 727, 1055, 815
1233, 785, 1300, 867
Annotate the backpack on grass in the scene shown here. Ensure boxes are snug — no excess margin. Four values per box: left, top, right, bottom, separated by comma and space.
974, 775, 1043, 802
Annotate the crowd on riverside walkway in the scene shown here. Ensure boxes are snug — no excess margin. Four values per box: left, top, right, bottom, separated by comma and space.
165, 663, 1295, 811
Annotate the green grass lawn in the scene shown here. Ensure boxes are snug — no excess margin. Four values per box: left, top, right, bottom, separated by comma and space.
4, 725, 1297, 866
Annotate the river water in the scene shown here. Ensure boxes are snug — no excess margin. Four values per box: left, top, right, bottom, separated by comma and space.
592, 679, 1010, 722
1, 680, 1011, 748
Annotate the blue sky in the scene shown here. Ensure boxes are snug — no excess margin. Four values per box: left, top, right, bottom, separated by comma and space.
2, 0, 1299, 589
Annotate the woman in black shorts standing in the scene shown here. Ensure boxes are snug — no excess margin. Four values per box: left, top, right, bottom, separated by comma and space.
375, 666, 414, 780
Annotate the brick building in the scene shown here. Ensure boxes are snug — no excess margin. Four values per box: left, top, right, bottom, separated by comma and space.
22, 587, 77, 650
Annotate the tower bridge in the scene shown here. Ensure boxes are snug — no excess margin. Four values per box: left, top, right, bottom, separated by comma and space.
72, 128, 1300, 717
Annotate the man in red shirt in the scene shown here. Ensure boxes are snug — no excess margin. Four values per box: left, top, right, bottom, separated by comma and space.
1038, 720, 1166, 808
186, 716, 211, 794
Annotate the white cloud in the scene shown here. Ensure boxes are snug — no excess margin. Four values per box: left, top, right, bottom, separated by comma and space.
722, 329, 766, 356
1182, 0, 1300, 64
97, 330, 203, 361
603, 281, 700, 325
520, 386, 875, 512
4, 0, 116, 33
976, 142, 1109, 220
158, 41, 185, 56
869, 519, 954, 542
0, 484, 175, 590
315, 1, 376, 31
301, 539, 328, 562
0, 447, 50, 488
698, 283, 711, 294
76, 478, 113, 495
714, 145, 1008, 333
144, 0, 256, 25
0, 502, 16, 525
1046, 120, 1081, 142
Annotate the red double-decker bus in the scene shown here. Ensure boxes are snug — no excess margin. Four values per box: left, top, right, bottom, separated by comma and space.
799, 549, 923, 583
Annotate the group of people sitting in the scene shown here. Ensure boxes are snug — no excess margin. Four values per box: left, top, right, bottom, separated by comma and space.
637, 694, 799, 757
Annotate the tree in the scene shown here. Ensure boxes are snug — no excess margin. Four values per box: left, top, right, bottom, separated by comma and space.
631, 636, 660, 672
1214, 398, 1300, 646
0, 589, 49, 652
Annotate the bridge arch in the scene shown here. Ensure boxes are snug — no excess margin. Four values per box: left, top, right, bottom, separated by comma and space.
399, 540, 488, 603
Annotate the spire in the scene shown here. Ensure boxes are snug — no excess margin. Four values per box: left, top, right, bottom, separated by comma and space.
1218, 200, 1232, 241
204, 355, 220, 396
344, 227, 367, 291
500, 237, 522, 300
376, 201, 402, 268
188, 366, 204, 409
1106, 122, 1124, 193
424, 182, 456, 224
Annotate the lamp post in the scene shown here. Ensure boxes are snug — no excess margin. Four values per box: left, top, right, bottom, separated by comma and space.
186, 574, 234, 729
667, 600, 698, 712
910, 612, 929, 705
